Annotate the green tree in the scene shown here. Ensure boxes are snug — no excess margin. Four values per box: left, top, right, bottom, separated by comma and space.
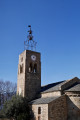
2, 95, 31, 120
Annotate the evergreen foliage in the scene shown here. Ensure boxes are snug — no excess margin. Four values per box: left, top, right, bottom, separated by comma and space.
2, 95, 30, 120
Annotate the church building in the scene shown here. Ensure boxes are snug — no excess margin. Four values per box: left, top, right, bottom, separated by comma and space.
17, 26, 80, 120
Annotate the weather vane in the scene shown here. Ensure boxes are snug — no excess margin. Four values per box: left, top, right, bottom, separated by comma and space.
24, 25, 37, 51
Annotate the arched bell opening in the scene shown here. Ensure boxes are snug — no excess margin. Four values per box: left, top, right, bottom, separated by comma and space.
29, 63, 33, 72
34, 64, 37, 73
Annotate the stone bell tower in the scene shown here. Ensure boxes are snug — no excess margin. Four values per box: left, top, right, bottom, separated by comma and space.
17, 25, 41, 101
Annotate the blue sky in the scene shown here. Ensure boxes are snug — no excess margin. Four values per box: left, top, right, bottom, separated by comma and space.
0, 0, 80, 85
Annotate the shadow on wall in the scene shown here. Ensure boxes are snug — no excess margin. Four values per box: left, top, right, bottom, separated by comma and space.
67, 96, 80, 120
29, 105, 35, 120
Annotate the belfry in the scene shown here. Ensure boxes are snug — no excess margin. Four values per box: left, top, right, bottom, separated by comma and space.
17, 25, 41, 101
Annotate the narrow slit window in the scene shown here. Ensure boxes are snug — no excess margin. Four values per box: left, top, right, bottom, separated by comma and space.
38, 116, 41, 120
21, 57, 23, 62
20, 64, 23, 73
38, 107, 41, 114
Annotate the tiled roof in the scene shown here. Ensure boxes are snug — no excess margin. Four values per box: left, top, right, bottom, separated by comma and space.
41, 81, 64, 93
29, 96, 59, 105
65, 83, 80, 92
41, 77, 80, 93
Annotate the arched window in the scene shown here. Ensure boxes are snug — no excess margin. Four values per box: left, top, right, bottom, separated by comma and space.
20, 64, 23, 73
34, 64, 37, 73
29, 63, 33, 72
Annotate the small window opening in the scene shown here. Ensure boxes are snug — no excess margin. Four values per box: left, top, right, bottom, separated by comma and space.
29, 63, 33, 72
38, 107, 41, 114
38, 116, 41, 120
20, 64, 23, 73
34, 64, 37, 73
21, 57, 23, 62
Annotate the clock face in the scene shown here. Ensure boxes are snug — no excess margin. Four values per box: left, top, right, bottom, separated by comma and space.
31, 55, 36, 61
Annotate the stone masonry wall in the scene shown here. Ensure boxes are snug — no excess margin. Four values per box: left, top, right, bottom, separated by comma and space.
48, 95, 67, 120
41, 91, 61, 98
31, 104, 48, 120
17, 50, 26, 97
66, 95, 80, 120
25, 50, 41, 101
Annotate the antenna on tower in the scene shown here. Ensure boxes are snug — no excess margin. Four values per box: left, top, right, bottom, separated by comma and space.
24, 25, 37, 51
